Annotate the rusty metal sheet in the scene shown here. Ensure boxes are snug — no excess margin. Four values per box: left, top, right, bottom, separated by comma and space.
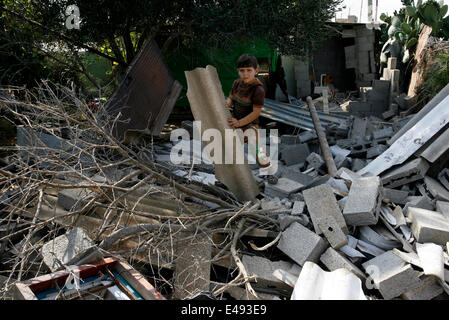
106, 38, 182, 142
185, 65, 260, 201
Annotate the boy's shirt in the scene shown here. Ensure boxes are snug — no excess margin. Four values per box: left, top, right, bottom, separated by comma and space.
229, 78, 265, 126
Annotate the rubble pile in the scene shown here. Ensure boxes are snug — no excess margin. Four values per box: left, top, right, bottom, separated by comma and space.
0, 78, 449, 300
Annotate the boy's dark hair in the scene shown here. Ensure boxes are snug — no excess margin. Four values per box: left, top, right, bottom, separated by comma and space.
237, 54, 258, 69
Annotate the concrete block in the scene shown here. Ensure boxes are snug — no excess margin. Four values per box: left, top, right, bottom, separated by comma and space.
349, 116, 368, 139
382, 109, 396, 120
279, 214, 309, 230
381, 158, 430, 189
265, 178, 303, 198
436, 201, 449, 220
41, 227, 98, 272
280, 144, 310, 166
382, 188, 409, 205
277, 222, 328, 266
281, 166, 314, 186
241, 255, 293, 293
372, 128, 394, 140
298, 130, 317, 143
387, 57, 397, 70
320, 247, 366, 280
401, 276, 444, 300
281, 135, 300, 145
303, 185, 348, 249
306, 152, 324, 170
291, 201, 305, 216
362, 251, 422, 300
403, 196, 434, 214
437, 168, 449, 191
57, 188, 94, 212
343, 176, 382, 226
373, 80, 391, 93
351, 158, 367, 172
422, 176, 449, 202
366, 144, 388, 159
408, 207, 449, 245
334, 155, 351, 170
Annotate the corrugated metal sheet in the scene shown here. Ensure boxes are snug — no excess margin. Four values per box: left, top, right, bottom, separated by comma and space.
291, 262, 367, 300
185, 65, 260, 201
106, 38, 182, 142
261, 98, 350, 131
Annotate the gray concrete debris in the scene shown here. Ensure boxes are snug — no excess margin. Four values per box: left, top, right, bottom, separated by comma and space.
57, 188, 94, 212
264, 178, 303, 199
279, 214, 309, 230
420, 176, 449, 202
407, 207, 449, 245
372, 127, 394, 140
343, 176, 382, 226
277, 222, 328, 267
362, 250, 422, 300
41, 227, 101, 272
303, 185, 348, 249
436, 201, 449, 220
306, 152, 325, 170
320, 247, 366, 280
366, 144, 388, 159
241, 255, 294, 294
281, 135, 301, 145
281, 166, 315, 186
280, 143, 311, 166
291, 201, 305, 216
401, 276, 444, 300
403, 196, 434, 213
298, 130, 318, 143
437, 168, 449, 191
382, 188, 409, 205
380, 157, 430, 189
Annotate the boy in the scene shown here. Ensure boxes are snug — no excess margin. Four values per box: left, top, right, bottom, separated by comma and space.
226, 54, 277, 184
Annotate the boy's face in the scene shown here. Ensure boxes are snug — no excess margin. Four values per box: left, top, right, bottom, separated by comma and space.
238, 66, 258, 84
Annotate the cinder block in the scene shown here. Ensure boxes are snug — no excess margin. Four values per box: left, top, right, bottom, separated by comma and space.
422, 176, 449, 202
291, 201, 305, 216
281, 166, 314, 186
362, 251, 422, 300
41, 227, 99, 272
351, 158, 367, 172
343, 176, 382, 226
408, 207, 449, 245
366, 144, 388, 159
306, 152, 324, 170
264, 178, 303, 198
242, 255, 293, 293
298, 130, 317, 143
57, 188, 94, 212
280, 144, 310, 166
281, 135, 301, 145
436, 201, 449, 220
382, 188, 409, 205
381, 158, 430, 189
372, 128, 394, 140
320, 247, 366, 280
279, 214, 309, 230
277, 222, 328, 266
401, 276, 444, 300
373, 80, 391, 93
303, 185, 348, 249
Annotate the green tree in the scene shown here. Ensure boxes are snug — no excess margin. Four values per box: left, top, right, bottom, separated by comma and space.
1, 0, 343, 89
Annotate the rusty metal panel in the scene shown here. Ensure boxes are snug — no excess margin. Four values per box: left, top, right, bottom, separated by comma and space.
106, 38, 182, 142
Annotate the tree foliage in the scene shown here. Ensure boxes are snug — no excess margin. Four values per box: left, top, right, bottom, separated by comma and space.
0, 0, 343, 89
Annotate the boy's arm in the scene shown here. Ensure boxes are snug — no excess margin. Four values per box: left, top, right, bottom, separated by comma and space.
226, 97, 233, 108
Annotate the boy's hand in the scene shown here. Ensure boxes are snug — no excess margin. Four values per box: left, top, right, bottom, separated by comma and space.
228, 117, 240, 128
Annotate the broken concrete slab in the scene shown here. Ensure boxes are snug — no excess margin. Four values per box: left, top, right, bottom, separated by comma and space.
407, 207, 449, 245
401, 275, 444, 300
421, 176, 449, 202
343, 176, 382, 226
382, 188, 409, 205
264, 178, 303, 199
280, 135, 301, 145
291, 201, 305, 216
436, 201, 449, 220
278, 214, 309, 230
57, 188, 95, 212
277, 222, 328, 267
303, 184, 349, 249
320, 247, 366, 280
380, 157, 430, 189
306, 152, 325, 170
366, 144, 388, 159
362, 250, 422, 300
41, 227, 100, 272
241, 255, 294, 294
281, 166, 314, 186
403, 196, 434, 213
280, 144, 311, 166
372, 127, 394, 140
